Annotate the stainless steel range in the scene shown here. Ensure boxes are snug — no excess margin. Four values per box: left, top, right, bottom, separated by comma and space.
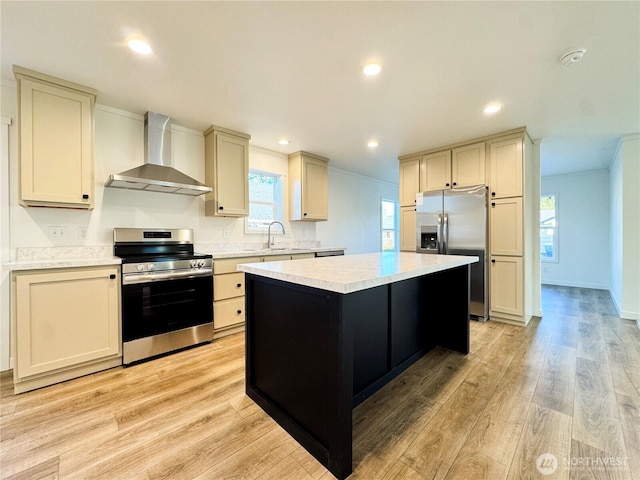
114, 228, 213, 365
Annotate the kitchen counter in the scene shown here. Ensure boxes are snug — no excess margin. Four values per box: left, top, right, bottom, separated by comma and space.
207, 246, 345, 260
237, 251, 476, 293
242, 252, 475, 479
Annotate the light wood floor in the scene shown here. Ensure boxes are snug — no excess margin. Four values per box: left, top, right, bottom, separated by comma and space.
1, 285, 639, 480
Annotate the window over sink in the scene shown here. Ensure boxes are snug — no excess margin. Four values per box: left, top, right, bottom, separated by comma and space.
246, 169, 283, 233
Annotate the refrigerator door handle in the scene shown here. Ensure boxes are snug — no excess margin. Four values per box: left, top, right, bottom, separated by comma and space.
437, 213, 443, 253
442, 212, 449, 254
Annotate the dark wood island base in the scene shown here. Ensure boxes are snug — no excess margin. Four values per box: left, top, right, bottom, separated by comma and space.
244, 264, 470, 480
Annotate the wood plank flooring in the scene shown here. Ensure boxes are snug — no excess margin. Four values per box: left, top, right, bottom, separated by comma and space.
1, 285, 638, 479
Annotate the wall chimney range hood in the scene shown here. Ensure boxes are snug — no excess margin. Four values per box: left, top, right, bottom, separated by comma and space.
105, 112, 212, 196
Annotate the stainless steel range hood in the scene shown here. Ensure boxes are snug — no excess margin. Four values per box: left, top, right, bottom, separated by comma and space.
105, 112, 212, 196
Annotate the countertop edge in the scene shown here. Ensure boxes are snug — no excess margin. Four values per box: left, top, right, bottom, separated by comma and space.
3, 257, 122, 271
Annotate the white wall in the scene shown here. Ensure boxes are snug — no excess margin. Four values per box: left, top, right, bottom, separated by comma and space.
316, 167, 398, 254
541, 169, 610, 289
1, 81, 399, 370
610, 135, 640, 320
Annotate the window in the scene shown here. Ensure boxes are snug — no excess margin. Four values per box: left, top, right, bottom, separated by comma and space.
246, 170, 283, 232
540, 194, 558, 262
381, 199, 398, 252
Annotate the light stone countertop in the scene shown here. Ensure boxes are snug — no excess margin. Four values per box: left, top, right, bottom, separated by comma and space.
209, 246, 346, 260
237, 252, 478, 294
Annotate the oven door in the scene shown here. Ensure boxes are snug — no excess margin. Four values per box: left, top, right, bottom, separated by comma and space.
122, 274, 213, 342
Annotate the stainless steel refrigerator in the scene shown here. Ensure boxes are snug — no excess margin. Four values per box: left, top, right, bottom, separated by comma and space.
415, 184, 488, 321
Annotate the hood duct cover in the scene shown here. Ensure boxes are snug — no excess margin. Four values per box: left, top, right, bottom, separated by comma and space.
105, 112, 212, 196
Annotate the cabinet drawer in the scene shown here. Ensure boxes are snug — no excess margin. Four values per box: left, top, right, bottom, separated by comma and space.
213, 256, 261, 274
214, 272, 244, 301
214, 297, 245, 330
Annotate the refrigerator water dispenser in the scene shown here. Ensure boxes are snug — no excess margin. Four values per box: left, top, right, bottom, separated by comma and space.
418, 226, 439, 253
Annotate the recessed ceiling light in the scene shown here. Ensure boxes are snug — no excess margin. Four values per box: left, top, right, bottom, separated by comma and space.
367, 140, 379, 148
483, 104, 503, 115
278, 139, 291, 145
363, 63, 382, 76
127, 38, 152, 55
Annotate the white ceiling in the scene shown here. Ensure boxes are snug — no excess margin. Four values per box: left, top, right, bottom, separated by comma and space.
1, 1, 638, 181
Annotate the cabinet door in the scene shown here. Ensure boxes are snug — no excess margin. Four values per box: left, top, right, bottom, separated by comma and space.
490, 197, 523, 256
214, 297, 245, 330
490, 256, 523, 316
15, 267, 120, 378
452, 142, 485, 188
19, 78, 94, 208
214, 131, 249, 216
302, 156, 328, 220
400, 206, 417, 252
422, 151, 451, 191
399, 159, 420, 206
488, 135, 523, 199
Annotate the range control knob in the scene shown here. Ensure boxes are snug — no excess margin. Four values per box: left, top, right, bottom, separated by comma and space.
198, 259, 206, 267
146, 264, 155, 271
190, 260, 198, 268
137, 264, 145, 271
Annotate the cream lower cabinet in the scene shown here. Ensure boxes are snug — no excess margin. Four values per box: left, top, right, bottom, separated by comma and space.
12, 266, 121, 393
489, 256, 524, 319
213, 253, 316, 338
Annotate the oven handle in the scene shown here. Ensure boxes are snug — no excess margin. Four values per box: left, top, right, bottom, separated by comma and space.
122, 268, 213, 285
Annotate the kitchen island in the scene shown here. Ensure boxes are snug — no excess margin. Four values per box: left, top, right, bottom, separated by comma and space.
238, 252, 477, 479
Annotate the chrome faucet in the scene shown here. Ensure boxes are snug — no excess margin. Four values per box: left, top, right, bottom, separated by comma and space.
267, 221, 285, 249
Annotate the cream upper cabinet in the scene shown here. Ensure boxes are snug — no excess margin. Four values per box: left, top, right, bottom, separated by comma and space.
451, 142, 485, 188
289, 151, 329, 221
399, 158, 420, 206
421, 150, 452, 191
204, 126, 251, 217
488, 135, 523, 199
12, 266, 121, 393
400, 206, 417, 252
14, 66, 96, 209
421, 143, 485, 192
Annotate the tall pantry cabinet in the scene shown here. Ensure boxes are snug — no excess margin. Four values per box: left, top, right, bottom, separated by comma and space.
398, 128, 536, 326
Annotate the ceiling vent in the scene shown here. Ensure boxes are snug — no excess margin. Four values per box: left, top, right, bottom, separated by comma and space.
559, 49, 586, 67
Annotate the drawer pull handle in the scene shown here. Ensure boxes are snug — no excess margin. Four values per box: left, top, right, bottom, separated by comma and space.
237, 309, 242, 314
491, 202, 496, 207
491, 259, 496, 263
237, 283, 242, 288
109, 274, 116, 279
82, 194, 89, 200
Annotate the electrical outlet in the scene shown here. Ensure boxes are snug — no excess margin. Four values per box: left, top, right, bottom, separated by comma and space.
223, 229, 230, 239
78, 226, 88, 240
48, 226, 68, 242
